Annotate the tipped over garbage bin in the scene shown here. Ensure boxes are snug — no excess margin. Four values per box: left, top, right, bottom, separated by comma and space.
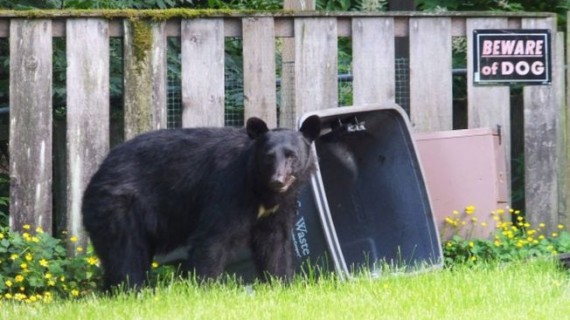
298, 104, 443, 276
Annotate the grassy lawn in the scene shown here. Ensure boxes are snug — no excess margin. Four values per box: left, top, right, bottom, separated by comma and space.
1, 259, 568, 320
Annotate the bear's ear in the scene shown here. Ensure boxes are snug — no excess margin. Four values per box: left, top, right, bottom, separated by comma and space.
299, 115, 321, 142
246, 117, 269, 139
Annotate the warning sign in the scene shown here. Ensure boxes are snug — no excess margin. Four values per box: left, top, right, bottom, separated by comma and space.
473, 29, 551, 85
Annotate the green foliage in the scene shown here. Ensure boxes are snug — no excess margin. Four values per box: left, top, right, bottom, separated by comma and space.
317, 0, 387, 12
0, 225, 176, 303
417, 0, 569, 28
0, 174, 8, 227
442, 206, 570, 267
0, 225, 101, 302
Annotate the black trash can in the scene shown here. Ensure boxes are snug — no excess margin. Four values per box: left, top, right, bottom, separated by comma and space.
299, 104, 443, 276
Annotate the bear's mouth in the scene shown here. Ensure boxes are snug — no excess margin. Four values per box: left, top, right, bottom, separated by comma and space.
271, 175, 296, 193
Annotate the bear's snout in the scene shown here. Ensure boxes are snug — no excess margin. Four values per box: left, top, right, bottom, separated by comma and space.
270, 173, 296, 193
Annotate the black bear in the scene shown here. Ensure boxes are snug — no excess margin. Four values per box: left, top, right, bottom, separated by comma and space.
82, 116, 321, 290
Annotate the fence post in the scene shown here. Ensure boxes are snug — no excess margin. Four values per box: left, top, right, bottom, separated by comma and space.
66, 18, 110, 253
9, 19, 53, 233
242, 17, 277, 128
466, 18, 511, 199
352, 17, 396, 105
123, 19, 168, 139
409, 17, 453, 132
181, 19, 225, 128
522, 17, 560, 233
294, 18, 338, 116
565, 14, 570, 229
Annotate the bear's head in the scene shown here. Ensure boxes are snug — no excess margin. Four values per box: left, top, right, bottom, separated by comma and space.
247, 115, 321, 195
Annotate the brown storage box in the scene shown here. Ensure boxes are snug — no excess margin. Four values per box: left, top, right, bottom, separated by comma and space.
415, 128, 509, 240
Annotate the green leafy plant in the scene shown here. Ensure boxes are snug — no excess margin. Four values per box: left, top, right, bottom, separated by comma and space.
0, 224, 176, 303
442, 206, 570, 266
0, 225, 101, 302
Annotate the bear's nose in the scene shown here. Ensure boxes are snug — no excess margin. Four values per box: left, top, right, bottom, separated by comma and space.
270, 177, 286, 190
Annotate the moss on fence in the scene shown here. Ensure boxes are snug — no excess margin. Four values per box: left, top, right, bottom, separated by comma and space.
0, 9, 556, 20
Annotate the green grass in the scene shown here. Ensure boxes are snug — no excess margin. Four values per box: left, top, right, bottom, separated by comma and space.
1, 259, 568, 320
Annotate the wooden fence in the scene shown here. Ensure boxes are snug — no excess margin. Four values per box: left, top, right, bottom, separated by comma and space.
0, 10, 566, 249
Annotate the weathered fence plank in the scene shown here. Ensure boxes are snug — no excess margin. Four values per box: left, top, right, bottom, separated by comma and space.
522, 17, 560, 233
181, 19, 225, 127
466, 18, 511, 194
566, 13, 570, 229
352, 17, 396, 105
123, 20, 167, 139
409, 17, 453, 132
555, 32, 567, 229
9, 19, 53, 233
66, 18, 110, 249
295, 18, 338, 118
242, 17, 277, 128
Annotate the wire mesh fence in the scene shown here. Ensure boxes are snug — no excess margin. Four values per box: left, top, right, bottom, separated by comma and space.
166, 55, 411, 129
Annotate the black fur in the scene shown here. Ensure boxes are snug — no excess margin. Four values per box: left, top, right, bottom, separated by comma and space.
82, 116, 321, 290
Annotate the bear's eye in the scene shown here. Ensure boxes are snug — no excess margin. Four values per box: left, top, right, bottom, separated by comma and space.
285, 150, 297, 160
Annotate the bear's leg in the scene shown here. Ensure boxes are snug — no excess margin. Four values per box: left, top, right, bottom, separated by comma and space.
91, 224, 154, 291
186, 236, 229, 281
251, 217, 294, 282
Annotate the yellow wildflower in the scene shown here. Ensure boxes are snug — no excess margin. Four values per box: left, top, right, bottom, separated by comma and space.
76, 246, 84, 253
10, 254, 18, 261
481, 222, 488, 227
86, 256, 99, 266
20, 263, 27, 270
471, 217, 478, 223
39, 259, 48, 267
4, 293, 12, 299
22, 224, 30, 230
465, 205, 476, 215
0, 233, 3, 239
152, 261, 159, 269
15, 275, 24, 283
552, 232, 558, 238
35, 226, 43, 234
539, 223, 546, 228
71, 289, 80, 297
5, 280, 13, 287
468, 241, 475, 248
25, 253, 33, 262
14, 293, 26, 301
558, 224, 565, 230
70, 236, 78, 243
